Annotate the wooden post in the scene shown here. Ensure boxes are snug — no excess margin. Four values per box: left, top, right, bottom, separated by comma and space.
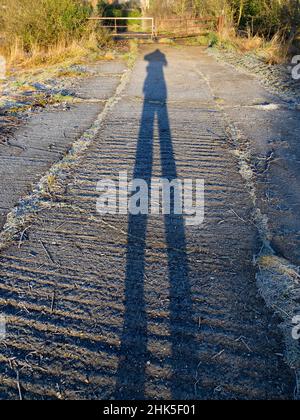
217, 15, 225, 34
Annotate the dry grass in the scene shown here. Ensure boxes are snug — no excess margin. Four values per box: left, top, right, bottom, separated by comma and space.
259, 255, 300, 281
6, 35, 98, 70
1, 30, 114, 76
0, 0, 112, 71
217, 26, 290, 64
259, 34, 290, 65
234, 35, 264, 52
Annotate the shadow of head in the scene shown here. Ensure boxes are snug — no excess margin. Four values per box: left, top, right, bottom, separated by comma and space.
143, 49, 168, 101
144, 49, 168, 66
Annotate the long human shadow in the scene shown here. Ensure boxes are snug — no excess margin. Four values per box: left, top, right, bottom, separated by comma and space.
115, 50, 196, 400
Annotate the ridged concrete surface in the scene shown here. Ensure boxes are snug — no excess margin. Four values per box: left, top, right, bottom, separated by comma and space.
0, 46, 294, 400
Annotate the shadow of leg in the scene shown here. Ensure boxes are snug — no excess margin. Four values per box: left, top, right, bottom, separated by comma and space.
115, 102, 154, 400
158, 105, 196, 399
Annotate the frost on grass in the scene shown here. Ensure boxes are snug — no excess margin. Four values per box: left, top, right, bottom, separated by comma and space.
257, 254, 300, 399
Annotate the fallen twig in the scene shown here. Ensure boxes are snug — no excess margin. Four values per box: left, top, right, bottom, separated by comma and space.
16, 370, 23, 401
50, 290, 56, 313
18, 227, 31, 248
39, 239, 55, 264
212, 349, 225, 360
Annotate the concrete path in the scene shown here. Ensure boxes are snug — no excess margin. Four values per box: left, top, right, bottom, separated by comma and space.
0, 46, 295, 400
0, 61, 127, 230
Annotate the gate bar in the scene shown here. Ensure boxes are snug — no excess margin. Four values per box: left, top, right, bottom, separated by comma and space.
88, 17, 155, 39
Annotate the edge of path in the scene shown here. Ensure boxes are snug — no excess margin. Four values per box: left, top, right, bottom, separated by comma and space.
199, 49, 300, 399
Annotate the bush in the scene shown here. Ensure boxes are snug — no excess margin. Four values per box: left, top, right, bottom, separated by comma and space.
127, 9, 142, 31
97, 1, 124, 18
97, 2, 142, 33
0, 0, 93, 52
209, 32, 219, 47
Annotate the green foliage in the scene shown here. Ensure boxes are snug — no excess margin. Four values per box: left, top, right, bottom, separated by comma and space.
228, 0, 300, 38
229, 0, 280, 35
209, 32, 219, 46
97, 2, 142, 32
97, 1, 124, 18
127, 9, 142, 31
0, 0, 93, 51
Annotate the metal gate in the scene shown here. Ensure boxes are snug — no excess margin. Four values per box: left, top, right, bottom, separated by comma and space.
88, 16, 220, 40
88, 17, 155, 39
155, 16, 217, 37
